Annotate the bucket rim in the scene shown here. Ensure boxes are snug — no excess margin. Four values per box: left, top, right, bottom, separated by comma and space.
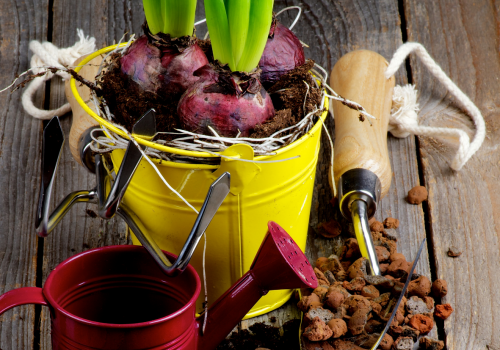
71, 43, 329, 160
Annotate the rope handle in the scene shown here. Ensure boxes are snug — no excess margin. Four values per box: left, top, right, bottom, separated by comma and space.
385, 42, 486, 171
21, 29, 96, 120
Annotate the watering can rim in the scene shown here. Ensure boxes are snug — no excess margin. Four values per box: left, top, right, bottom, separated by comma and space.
43, 245, 202, 329
70, 43, 329, 161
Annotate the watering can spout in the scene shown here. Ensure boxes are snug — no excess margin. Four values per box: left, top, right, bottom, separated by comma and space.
195, 221, 317, 350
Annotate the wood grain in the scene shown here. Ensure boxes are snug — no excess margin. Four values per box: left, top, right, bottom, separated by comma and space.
65, 54, 102, 166
0, 0, 449, 347
404, 0, 500, 349
39, 1, 144, 348
331, 50, 395, 198
0, 1, 48, 349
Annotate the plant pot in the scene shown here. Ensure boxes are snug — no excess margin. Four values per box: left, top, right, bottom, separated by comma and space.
70, 44, 329, 318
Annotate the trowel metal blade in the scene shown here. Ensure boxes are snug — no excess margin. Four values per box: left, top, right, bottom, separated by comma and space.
370, 237, 427, 350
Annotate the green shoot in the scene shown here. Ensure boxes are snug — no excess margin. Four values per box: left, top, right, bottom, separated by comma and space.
143, 0, 197, 37
205, 0, 274, 72
205, 0, 235, 70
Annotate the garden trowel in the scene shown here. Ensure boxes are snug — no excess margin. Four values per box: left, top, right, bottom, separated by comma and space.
330, 50, 396, 275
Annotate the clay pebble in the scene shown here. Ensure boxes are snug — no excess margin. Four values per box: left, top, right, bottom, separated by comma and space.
434, 303, 453, 320
319, 219, 342, 238
407, 186, 428, 204
303, 317, 333, 341
432, 279, 448, 298
383, 217, 400, 229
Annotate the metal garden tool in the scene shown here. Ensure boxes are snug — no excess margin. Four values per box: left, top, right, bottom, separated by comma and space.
369, 238, 426, 349
36, 113, 230, 276
330, 50, 396, 276
36, 109, 156, 236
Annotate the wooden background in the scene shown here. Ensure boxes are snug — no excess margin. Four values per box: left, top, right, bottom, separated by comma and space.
0, 0, 498, 349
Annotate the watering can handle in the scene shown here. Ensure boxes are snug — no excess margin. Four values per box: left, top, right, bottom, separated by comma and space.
330, 50, 395, 199
0, 287, 47, 315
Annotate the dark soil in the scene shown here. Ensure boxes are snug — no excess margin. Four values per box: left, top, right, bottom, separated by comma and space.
96, 52, 180, 135
95, 40, 323, 140
216, 319, 301, 350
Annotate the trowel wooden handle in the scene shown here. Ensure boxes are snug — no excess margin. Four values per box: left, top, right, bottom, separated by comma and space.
330, 50, 395, 199
64, 54, 102, 166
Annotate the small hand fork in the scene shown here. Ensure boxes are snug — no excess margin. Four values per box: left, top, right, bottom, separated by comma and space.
36, 111, 231, 276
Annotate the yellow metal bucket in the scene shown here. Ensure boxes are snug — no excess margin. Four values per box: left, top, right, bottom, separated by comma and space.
71, 45, 328, 319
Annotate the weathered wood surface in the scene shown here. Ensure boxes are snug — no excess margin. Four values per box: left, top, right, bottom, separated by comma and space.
0, 0, 495, 348
404, 1, 500, 349
0, 1, 48, 349
38, 2, 144, 348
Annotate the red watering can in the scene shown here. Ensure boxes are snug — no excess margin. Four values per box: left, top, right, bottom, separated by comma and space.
0, 221, 316, 349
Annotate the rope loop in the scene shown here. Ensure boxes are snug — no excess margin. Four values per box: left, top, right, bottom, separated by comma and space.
386, 42, 486, 171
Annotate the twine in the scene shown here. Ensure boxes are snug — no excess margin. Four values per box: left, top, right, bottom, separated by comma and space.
22, 29, 96, 120
385, 42, 486, 171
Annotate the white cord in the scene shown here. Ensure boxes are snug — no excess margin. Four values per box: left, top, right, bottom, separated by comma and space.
275, 6, 302, 31
21, 29, 96, 120
385, 42, 486, 171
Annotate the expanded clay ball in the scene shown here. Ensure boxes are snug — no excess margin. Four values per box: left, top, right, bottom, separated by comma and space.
370, 220, 384, 233
325, 290, 345, 309
303, 317, 333, 341
408, 314, 434, 334
419, 337, 445, 350
315, 257, 329, 268
384, 217, 400, 229
327, 318, 347, 338
375, 246, 391, 262
305, 307, 335, 324
313, 286, 329, 300
434, 304, 453, 320
389, 252, 406, 262
347, 258, 367, 279
386, 259, 412, 278
342, 277, 365, 292
342, 295, 371, 315
297, 293, 322, 311
319, 219, 342, 238
407, 186, 428, 204
379, 334, 394, 350
394, 336, 414, 350
407, 276, 432, 298
432, 279, 448, 298
314, 268, 330, 286
361, 285, 380, 299
348, 309, 369, 335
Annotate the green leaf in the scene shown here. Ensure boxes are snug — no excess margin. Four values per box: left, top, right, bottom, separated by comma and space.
162, 0, 197, 37
226, 0, 251, 67
205, 0, 236, 70
143, 0, 164, 35
236, 0, 274, 72
143, 0, 196, 37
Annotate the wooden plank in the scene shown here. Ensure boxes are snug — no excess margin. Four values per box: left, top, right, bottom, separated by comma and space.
0, 1, 48, 349
404, 0, 500, 349
38, 1, 145, 348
